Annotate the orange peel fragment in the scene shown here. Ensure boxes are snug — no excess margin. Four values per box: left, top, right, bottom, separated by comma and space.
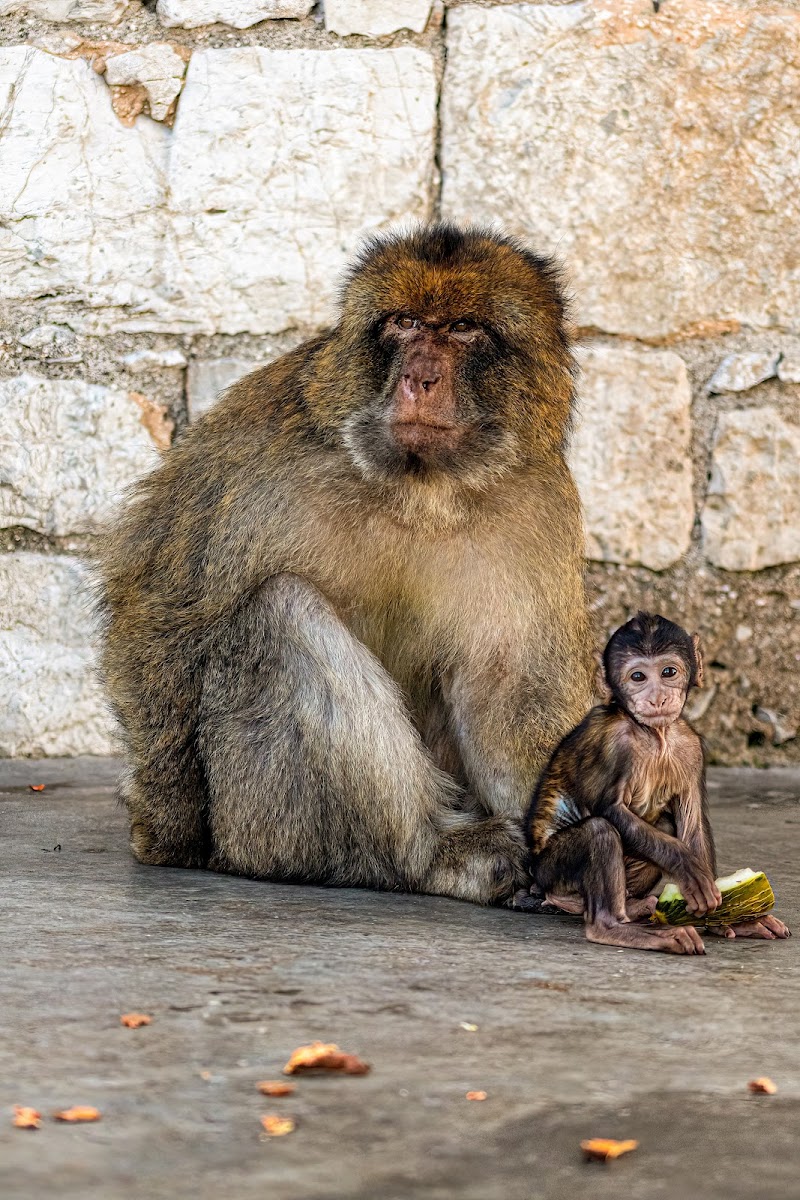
257, 1081, 296, 1097
282, 1041, 370, 1076
748, 1077, 777, 1094
54, 1106, 101, 1123
465, 1091, 487, 1101
261, 1114, 295, 1136
581, 1138, 639, 1162
13, 1106, 41, 1129
120, 1013, 152, 1028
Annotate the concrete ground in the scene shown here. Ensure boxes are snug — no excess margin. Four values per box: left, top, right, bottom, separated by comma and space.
1, 761, 799, 1200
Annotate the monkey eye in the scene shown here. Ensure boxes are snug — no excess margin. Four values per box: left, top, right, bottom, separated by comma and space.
630, 671, 646, 682
395, 315, 419, 330
661, 666, 678, 678
450, 319, 476, 334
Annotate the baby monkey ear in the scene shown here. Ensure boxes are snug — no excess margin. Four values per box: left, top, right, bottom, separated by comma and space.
691, 632, 705, 688
594, 650, 613, 704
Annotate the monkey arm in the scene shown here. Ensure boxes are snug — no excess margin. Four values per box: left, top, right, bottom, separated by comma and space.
673, 778, 718, 877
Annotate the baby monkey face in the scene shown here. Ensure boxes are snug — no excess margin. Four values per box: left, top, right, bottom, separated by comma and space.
618, 653, 689, 727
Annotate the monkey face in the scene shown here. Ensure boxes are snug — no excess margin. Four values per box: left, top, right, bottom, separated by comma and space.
615, 653, 690, 728
343, 311, 517, 483
602, 611, 702, 729
331, 225, 574, 491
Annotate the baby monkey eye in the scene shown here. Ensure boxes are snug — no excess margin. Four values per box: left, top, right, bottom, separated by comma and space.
630, 671, 646, 682
395, 315, 419, 330
661, 666, 678, 678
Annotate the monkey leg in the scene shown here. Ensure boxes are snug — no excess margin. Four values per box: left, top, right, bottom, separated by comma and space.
534, 819, 705, 954
198, 573, 527, 904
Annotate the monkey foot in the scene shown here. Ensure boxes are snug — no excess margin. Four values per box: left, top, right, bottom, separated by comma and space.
705, 913, 791, 940
585, 919, 706, 954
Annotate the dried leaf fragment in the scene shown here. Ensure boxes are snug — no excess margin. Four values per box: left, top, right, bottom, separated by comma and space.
13, 1106, 41, 1129
54, 1106, 101, 1123
283, 1042, 370, 1076
261, 1114, 295, 1137
748, 1077, 777, 1095
257, 1081, 296, 1097
120, 1012, 152, 1028
29, 784, 46, 792
465, 1091, 487, 1101
581, 1138, 639, 1163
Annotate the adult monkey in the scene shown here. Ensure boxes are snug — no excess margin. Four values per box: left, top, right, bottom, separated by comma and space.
99, 225, 593, 904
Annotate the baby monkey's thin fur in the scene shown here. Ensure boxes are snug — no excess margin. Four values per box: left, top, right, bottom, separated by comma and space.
524, 612, 788, 953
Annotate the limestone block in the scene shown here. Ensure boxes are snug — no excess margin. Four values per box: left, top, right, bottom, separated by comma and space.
104, 43, 188, 123
441, 2, 800, 339
0, 47, 169, 327
703, 407, 800, 570
708, 352, 779, 394
570, 344, 694, 570
187, 358, 260, 420
0, 554, 116, 757
166, 47, 437, 334
0, 0, 130, 19
0, 46, 435, 336
325, 0, 432, 37
156, 0, 313, 28
0, 374, 160, 537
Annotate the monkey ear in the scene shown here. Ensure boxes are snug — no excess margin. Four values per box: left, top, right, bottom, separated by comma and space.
594, 650, 613, 704
691, 632, 705, 688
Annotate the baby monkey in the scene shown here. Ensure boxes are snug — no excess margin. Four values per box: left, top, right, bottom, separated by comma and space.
522, 613, 790, 953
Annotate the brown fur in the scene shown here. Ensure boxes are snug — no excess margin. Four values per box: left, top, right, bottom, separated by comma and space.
97, 224, 592, 904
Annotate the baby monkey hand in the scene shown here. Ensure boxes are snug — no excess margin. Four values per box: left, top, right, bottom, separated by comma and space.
675, 855, 723, 915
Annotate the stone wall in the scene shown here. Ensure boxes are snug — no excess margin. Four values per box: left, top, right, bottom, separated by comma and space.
1, 0, 798, 763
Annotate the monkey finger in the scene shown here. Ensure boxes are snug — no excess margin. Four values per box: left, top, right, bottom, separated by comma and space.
705, 924, 736, 939
672, 925, 705, 954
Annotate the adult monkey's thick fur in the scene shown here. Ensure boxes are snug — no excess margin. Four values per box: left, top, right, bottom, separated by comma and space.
99, 225, 592, 905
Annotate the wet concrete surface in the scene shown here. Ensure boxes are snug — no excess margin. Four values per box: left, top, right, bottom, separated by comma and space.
2, 760, 799, 1200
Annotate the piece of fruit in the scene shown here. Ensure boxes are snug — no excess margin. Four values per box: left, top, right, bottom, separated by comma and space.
581, 1138, 638, 1162
748, 1077, 777, 1095
257, 1081, 296, 1097
12, 1106, 41, 1129
465, 1091, 487, 1101
282, 1042, 370, 1076
54, 1106, 101, 1122
652, 869, 774, 928
261, 1114, 295, 1136
120, 1013, 152, 1028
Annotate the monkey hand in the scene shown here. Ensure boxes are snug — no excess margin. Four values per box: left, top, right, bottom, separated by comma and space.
705, 913, 791, 940
674, 857, 722, 916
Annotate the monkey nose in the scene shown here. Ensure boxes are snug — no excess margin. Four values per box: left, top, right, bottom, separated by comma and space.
403, 372, 441, 397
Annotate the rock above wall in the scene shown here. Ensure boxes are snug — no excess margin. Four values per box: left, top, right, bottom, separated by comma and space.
0, 45, 436, 336
0, 554, 116, 757
570, 344, 694, 571
0, 374, 160, 537
0, 0, 130, 18
441, 1, 800, 339
703, 407, 800, 571
325, 0, 432, 37
155, 0, 312, 27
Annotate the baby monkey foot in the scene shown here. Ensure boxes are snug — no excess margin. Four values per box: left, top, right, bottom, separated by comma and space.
706, 913, 790, 940
585, 917, 706, 954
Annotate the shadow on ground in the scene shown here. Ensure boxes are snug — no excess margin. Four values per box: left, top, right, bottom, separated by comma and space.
1, 761, 799, 1199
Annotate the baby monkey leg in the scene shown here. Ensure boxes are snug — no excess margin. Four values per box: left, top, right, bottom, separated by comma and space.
533, 818, 705, 954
